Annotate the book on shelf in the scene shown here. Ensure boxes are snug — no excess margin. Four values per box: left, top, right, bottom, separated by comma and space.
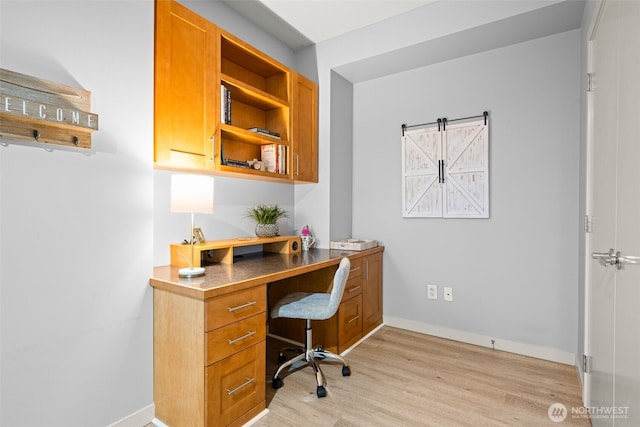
221, 85, 231, 125
248, 127, 281, 139
261, 144, 287, 174
278, 144, 286, 174
224, 158, 251, 169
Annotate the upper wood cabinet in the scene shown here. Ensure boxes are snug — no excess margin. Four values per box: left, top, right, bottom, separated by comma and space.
291, 73, 319, 183
154, 0, 218, 169
154, 0, 318, 183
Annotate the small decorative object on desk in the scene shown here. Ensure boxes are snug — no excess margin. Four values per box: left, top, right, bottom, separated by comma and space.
300, 225, 316, 251
330, 238, 378, 251
246, 204, 287, 238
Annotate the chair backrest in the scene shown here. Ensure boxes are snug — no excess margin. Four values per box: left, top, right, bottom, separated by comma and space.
325, 257, 351, 317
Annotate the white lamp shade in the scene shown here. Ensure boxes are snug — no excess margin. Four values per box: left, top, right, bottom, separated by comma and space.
171, 174, 214, 214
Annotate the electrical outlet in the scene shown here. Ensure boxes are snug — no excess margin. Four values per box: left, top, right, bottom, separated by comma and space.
444, 287, 453, 302
427, 284, 438, 300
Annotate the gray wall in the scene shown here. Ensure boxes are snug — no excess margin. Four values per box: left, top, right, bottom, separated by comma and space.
352, 30, 581, 353
0, 0, 298, 425
329, 71, 354, 241
1, 1, 154, 425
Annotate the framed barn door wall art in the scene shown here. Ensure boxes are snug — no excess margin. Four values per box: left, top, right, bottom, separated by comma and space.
401, 113, 489, 218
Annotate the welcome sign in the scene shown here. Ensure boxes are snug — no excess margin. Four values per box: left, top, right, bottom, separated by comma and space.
0, 68, 98, 149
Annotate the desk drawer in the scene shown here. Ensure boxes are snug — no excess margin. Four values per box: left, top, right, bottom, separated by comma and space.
338, 294, 362, 351
206, 285, 266, 332
348, 258, 363, 279
341, 276, 363, 303
206, 312, 266, 366
206, 341, 266, 427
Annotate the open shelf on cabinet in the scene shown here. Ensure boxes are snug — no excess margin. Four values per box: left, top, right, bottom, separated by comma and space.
221, 124, 288, 146
221, 74, 288, 110
220, 35, 289, 102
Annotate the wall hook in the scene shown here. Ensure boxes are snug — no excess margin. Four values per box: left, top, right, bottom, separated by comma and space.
33, 129, 40, 141
72, 136, 79, 146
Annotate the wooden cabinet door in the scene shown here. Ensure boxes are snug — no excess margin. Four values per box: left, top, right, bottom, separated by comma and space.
362, 252, 382, 334
155, 0, 218, 170
206, 341, 265, 427
291, 72, 318, 182
338, 294, 362, 352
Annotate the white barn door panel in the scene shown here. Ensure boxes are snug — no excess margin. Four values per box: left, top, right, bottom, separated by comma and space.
402, 127, 442, 217
402, 118, 489, 218
443, 120, 489, 218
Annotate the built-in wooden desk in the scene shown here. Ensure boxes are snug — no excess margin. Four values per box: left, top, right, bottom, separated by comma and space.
150, 246, 384, 427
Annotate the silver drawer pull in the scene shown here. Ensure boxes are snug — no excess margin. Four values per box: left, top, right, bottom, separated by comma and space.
227, 331, 256, 345
350, 267, 361, 273
227, 301, 257, 312
226, 377, 255, 396
348, 286, 361, 293
347, 315, 360, 324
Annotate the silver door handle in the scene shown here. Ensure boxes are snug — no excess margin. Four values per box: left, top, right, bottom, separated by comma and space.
618, 255, 640, 268
592, 249, 618, 267
592, 249, 640, 270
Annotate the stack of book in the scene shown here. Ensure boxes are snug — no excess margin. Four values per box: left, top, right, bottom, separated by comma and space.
260, 144, 287, 174
248, 127, 280, 139
221, 85, 231, 124
224, 159, 250, 169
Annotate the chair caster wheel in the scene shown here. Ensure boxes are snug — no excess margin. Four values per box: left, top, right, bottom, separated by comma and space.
342, 365, 351, 377
278, 353, 287, 364
272, 377, 284, 389
317, 385, 327, 398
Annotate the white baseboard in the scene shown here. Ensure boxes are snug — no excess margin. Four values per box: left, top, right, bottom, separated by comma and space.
107, 404, 155, 427
242, 409, 270, 426
151, 418, 168, 427
384, 316, 576, 366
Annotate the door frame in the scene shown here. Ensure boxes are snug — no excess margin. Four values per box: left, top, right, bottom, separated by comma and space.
583, 0, 606, 407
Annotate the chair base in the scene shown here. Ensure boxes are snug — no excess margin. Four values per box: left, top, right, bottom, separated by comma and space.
272, 319, 350, 398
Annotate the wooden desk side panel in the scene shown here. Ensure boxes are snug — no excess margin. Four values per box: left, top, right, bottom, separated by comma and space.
154, 289, 205, 427
362, 251, 383, 335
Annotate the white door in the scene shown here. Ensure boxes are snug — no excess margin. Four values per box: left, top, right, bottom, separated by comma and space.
402, 126, 442, 217
586, 1, 640, 425
443, 120, 489, 218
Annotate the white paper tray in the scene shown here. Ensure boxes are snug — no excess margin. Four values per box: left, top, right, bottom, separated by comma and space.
330, 239, 378, 251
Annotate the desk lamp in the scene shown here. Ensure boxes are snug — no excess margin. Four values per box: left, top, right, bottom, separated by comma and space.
171, 174, 214, 278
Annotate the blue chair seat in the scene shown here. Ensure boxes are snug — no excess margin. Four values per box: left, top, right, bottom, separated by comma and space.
271, 292, 333, 320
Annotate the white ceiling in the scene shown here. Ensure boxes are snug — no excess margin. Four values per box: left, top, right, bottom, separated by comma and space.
222, 0, 437, 50
221, 0, 586, 82
257, 0, 436, 44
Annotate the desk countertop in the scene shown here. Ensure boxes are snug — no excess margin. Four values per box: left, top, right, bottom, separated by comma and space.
150, 246, 384, 300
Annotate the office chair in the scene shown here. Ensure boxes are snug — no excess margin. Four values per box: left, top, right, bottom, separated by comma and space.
270, 257, 351, 398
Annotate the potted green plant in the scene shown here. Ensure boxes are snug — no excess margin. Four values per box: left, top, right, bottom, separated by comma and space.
246, 204, 288, 238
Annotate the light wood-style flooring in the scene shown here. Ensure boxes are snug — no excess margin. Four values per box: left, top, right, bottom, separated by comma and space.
253, 326, 590, 426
